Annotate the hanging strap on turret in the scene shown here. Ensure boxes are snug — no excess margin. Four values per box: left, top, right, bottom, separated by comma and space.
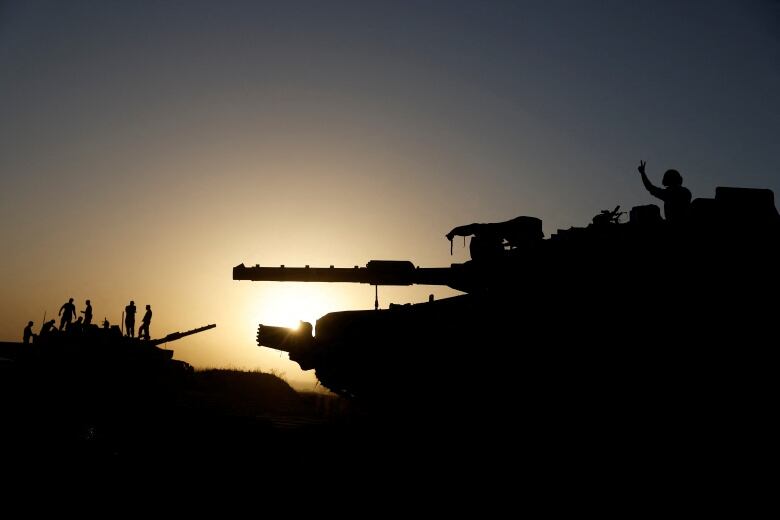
448, 236, 467, 256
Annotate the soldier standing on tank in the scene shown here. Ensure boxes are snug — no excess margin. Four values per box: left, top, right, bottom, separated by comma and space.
81, 299, 93, 326
23, 321, 36, 344
125, 300, 137, 337
138, 304, 152, 340
70, 316, 84, 333
637, 160, 692, 222
59, 298, 76, 331
40, 319, 56, 337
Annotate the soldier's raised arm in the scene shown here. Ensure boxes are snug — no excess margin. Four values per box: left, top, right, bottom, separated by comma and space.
638, 160, 665, 200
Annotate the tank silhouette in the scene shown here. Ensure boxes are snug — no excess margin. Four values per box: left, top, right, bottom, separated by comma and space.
0, 323, 216, 374
0, 321, 217, 458
234, 187, 779, 409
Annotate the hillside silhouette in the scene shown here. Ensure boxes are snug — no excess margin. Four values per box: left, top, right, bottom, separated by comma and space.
0, 364, 353, 465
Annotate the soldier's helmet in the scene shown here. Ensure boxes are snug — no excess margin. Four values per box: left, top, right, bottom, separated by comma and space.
662, 169, 683, 187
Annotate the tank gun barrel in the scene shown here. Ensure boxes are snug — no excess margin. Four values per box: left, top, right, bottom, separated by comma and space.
150, 323, 216, 346
233, 261, 464, 289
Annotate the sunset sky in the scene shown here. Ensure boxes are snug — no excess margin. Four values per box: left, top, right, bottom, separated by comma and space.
1, 1, 778, 388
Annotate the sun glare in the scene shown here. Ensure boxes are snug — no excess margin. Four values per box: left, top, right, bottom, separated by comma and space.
249, 284, 337, 332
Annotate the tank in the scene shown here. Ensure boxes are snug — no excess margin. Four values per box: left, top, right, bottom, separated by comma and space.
1, 322, 216, 453
232, 187, 779, 481
0, 322, 216, 375
235, 187, 779, 407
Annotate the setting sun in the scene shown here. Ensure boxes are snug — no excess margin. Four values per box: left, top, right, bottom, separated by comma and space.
248, 283, 343, 331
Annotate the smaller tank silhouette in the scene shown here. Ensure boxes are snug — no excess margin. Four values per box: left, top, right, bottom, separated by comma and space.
0, 321, 217, 458
0, 322, 216, 375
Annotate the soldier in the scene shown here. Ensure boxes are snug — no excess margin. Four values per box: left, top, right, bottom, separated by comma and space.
39, 319, 56, 337
59, 298, 77, 331
637, 160, 692, 222
70, 316, 84, 333
124, 300, 137, 337
81, 299, 93, 326
138, 304, 152, 340
23, 321, 36, 344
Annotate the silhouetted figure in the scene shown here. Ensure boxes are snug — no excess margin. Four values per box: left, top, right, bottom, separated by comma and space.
81, 299, 93, 326
59, 298, 76, 331
69, 316, 84, 333
138, 305, 152, 340
125, 300, 137, 337
102, 318, 110, 330
637, 160, 691, 222
39, 319, 56, 337
23, 321, 36, 344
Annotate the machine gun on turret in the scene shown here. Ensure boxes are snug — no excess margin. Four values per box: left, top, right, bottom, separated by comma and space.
590, 206, 624, 227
